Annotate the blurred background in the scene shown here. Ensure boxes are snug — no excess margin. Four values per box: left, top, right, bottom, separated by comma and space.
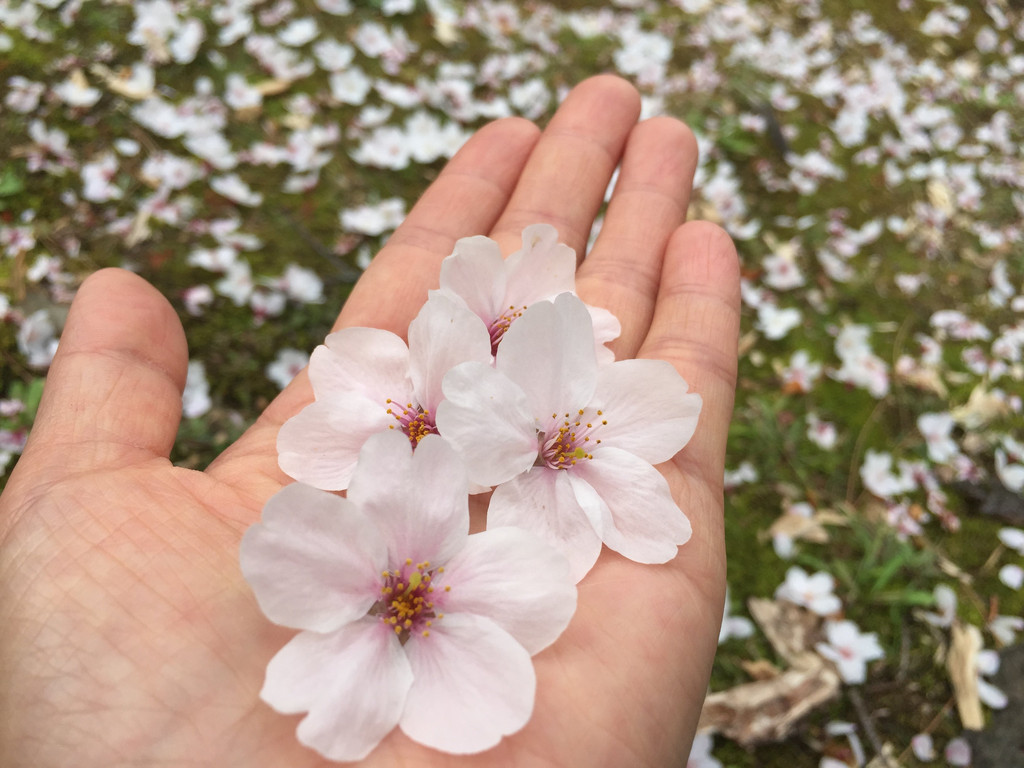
1, 1, 1022, 765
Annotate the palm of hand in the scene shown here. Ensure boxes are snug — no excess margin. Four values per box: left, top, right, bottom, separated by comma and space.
0, 76, 739, 768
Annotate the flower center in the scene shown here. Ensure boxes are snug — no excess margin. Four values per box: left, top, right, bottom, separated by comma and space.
374, 559, 447, 643
385, 399, 438, 446
487, 304, 527, 355
538, 408, 606, 470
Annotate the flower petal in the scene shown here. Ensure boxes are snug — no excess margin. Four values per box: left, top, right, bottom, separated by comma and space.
435, 361, 538, 487
497, 294, 598, 418
571, 447, 691, 564
436, 235, 507, 323
400, 613, 535, 754
277, 397, 391, 490
240, 483, 386, 632
262, 618, 412, 762
408, 293, 492, 414
590, 358, 702, 464
435, 527, 577, 654
488, 468, 603, 582
586, 304, 622, 364
347, 432, 469, 566
503, 223, 577, 308
310, 327, 412, 403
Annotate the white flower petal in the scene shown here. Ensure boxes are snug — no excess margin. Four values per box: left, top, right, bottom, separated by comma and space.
590, 359, 701, 464
437, 235, 507, 322
311, 327, 412, 402
277, 397, 390, 490
408, 294, 491, 413
977, 677, 1008, 709
488, 468, 603, 582
400, 613, 535, 754
240, 484, 386, 632
999, 563, 1024, 590
436, 361, 538, 486
347, 432, 469, 566
502, 223, 576, 308
497, 294, 598, 418
572, 448, 691, 564
586, 304, 622, 364
436, 526, 576, 655
262, 618, 412, 762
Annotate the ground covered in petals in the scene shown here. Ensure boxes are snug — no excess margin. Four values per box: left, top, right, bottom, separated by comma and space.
2, 1, 1023, 766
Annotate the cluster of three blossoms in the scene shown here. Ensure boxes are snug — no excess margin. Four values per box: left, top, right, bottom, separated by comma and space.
240, 225, 704, 761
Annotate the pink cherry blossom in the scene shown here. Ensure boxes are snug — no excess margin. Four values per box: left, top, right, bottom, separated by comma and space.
815, 619, 885, 684
436, 293, 700, 581
277, 294, 490, 490
775, 566, 842, 616
433, 224, 621, 360
241, 432, 577, 761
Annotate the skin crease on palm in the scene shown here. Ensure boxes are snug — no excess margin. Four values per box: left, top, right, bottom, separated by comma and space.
0, 75, 740, 768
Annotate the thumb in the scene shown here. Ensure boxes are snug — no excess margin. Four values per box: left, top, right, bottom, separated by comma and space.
12, 268, 189, 482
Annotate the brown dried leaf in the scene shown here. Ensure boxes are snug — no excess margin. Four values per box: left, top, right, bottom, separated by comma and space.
748, 597, 823, 670
741, 659, 782, 681
698, 663, 841, 745
947, 621, 984, 730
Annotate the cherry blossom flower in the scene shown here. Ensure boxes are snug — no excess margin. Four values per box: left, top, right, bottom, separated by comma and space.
266, 348, 310, 390
756, 303, 802, 340
433, 224, 620, 361
779, 350, 822, 393
917, 412, 959, 464
775, 566, 842, 616
437, 293, 700, 580
815, 619, 885, 684
278, 294, 490, 490
806, 412, 838, 450
241, 432, 577, 761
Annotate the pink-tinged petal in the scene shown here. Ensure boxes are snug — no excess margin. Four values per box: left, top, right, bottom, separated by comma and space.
436, 361, 538, 487
310, 327, 412, 402
262, 618, 412, 762
977, 678, 1008, 709
586, 304, 622, 365
503, 223, 577, 307
488, 468, 603, 582
408, 294, 492, 414
437, 235, 507, 323
435, 527, 576, 655
400, 613, 535, 754
277, 397, 391, 490
347, 432, 469, 566
591, 359, 702, 464
240, 484, 386, 632
572, 448, 691, 565
497, 294, 598, 417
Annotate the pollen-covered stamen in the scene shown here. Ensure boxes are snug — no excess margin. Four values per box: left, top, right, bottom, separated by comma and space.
538, 408, 606, 470
488, 304, 528, 355
372, 558, 447, 643
385, 398, 438, 446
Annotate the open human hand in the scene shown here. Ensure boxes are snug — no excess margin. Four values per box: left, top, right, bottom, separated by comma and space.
0, 75, 740, 767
